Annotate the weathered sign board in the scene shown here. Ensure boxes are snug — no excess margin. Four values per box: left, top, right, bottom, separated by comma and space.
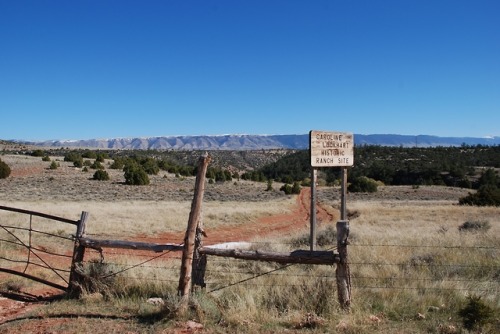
309, 130, 354, 167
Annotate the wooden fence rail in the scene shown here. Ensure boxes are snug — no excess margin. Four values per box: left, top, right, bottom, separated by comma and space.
199, 247, 339, 265
79, 237, 184, 252
1, 153, 351, 310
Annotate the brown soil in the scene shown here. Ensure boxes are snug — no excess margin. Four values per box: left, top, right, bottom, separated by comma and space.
135, 187, 337, 246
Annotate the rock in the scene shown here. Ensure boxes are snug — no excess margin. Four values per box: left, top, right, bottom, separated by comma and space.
185, 320, 203, 331
146, 297, 164, 306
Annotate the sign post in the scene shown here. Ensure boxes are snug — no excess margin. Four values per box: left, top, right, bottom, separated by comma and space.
308, 130, 354, 247
309, 130, 353, 309
310, 168, 317, 251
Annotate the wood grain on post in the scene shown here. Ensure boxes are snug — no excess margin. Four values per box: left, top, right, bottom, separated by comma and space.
310, 168, 317, 251
178, 153, 211, 300
336, 220, 351, 309
340, 167, 347, 220
68, 211, 89, 296
199, 247, 338, 265
79, 237, 184, 252
192, 225, 207, 291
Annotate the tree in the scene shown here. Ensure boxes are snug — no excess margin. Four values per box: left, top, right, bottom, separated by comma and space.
0, 159, 11, 179
459, 168, 500, 206
110, 157, 127, 170
459, 185, 500, 206
477, 168, 499, 188
82, 151, 97, 159
140, 157, 160, 175
124, 163, 150, 185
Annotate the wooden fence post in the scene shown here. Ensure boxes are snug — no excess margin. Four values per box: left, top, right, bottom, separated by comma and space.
192, 223, 207, 291
178, 153, 211, 305
68, 211, 89, 296
310, 168, 317, 251
336, 219, 351, 309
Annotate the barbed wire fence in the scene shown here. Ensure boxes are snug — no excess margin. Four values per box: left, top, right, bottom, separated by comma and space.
76, 235, 499, 298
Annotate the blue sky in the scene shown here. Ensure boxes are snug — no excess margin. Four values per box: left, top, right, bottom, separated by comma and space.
1, 0, 499, 141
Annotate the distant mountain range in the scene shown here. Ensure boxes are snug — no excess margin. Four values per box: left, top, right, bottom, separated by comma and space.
17, 134, 500, 150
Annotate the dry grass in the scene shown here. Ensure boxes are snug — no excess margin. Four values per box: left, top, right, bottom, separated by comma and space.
204, 199, 499, 333
2, 198, 293, 238
0, 153, 499, 333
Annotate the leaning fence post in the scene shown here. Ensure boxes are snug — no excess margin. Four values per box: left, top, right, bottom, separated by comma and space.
68, 211, 89, 296
178, 153, 211, 308
336, 219, 351, 309
192, 222, 207, 291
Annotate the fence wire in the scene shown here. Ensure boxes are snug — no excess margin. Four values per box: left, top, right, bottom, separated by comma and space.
78, 238, 498, 298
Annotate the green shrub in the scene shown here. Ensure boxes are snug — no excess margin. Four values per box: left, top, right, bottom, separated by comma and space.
90, 160, 104, 170
64, 152, 83, 166
110, 158, 126, 170
280, 184, 292, 195
301, 177, 311, 187
82, 151, 97, 159
280, 182, 301, 195
49, 161, 58, 170
93, 170, 110, 181
42, 155, 51, 162
458, 295, 494, 330
459, 185, 500, 206
0, 159, 11, 179
124, 163, 150, 185
31, 149, 45, 157
140, 157, 160, 175
348, 176, 378, 193
73, 159, 83, 168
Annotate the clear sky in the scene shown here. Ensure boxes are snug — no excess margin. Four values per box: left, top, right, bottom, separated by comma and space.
1, 0, 499, 141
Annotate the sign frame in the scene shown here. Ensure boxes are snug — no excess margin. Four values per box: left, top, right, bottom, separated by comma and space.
309, 130, 354, 167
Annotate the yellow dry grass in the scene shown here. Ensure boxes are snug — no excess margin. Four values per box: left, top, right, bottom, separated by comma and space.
2, 198, 294, 237
1, 153, 499, 333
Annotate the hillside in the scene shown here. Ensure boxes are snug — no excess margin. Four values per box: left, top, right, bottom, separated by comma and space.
12, 133, 500, 150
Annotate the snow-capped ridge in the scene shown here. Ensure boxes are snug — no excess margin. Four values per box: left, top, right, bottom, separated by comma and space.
16, 133, 500, 150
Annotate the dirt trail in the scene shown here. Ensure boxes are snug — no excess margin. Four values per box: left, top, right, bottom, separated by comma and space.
0, 188, 337, 325
144, 187, 337, 245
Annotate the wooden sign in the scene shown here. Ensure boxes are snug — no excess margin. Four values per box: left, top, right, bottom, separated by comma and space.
310, 130, 354, 167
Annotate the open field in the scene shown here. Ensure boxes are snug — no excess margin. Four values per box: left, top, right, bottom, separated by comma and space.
0, 153, 499, 333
